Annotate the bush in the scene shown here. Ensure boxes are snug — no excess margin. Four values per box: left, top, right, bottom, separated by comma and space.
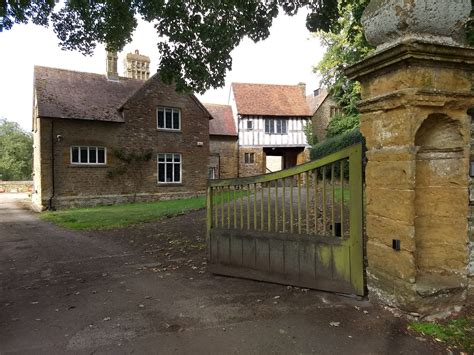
326, 114, 360, 138
310, 128, 365, 161
310, 129, 366, 180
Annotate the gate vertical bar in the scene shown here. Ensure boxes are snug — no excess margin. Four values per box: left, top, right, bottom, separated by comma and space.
349, 145, 364, 295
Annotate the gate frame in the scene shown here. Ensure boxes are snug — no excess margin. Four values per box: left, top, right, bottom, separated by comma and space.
206, 144, 364, 295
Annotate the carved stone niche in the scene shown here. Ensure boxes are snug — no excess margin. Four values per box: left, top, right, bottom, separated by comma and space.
362, 0, 472, 51
414, 114, 469, 312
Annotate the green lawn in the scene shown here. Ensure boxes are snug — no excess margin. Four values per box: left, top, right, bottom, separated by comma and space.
41, 190, 245, 230
334, 186, 350, 204
41, 196, 208, 230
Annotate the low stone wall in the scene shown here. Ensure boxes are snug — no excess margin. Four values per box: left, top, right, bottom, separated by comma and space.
36, 191, 206, 210
0, 181, 33, 193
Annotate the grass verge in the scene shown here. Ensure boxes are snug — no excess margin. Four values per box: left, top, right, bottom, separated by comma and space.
41, 190, 245, 230
41, 196, 208, 230
409, 317, 473, 353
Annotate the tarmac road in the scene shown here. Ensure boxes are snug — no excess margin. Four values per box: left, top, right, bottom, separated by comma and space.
0, 194, 443, 354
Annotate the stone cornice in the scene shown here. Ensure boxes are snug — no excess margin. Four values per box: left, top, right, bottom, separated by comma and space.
358, 88, 474, 113
346, 40, 474, 81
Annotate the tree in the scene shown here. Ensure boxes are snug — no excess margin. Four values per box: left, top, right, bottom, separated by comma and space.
315, 1, 372, 116
315, 0, 474, 138
1, 0, 345, 93
0, 119, 33, 181
3, 1, 472, 99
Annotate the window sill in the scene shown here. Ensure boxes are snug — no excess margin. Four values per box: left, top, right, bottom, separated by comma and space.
157, 182, 183, 186
157, 129, 182, 133
69, 164, 108, 168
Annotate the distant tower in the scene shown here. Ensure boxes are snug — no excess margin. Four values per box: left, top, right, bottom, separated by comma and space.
123, 50, 150, 80
106, 51, 119, 80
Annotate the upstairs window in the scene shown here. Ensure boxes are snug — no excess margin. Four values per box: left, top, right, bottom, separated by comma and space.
244, 153, 254, 164
71, 146, 106, 165
158, 153, 182, 183
246, 120, 253, 130
265, 119, 287, 134
157, 107, 181, 130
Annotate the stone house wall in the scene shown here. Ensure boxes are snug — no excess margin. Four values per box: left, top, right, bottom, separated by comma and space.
312, 96, 338, 142
239, 147, 265, 177
209, 136, 238, 179
32, 79, 210, 210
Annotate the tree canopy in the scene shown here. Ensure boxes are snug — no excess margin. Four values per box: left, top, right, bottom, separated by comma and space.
0, 119, 33, 181
1, 0, 346, 93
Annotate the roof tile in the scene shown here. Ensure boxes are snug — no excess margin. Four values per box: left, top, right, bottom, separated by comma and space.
232, 83, 311, 117
34, 66, 144, 122
205, 103, 237, 136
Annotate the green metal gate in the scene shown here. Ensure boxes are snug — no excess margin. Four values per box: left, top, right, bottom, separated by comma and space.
206, 144, 364, 296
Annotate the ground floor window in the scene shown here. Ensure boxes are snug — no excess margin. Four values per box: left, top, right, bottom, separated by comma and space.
71, 146, 106, 165
244, 152, 255, 164
158, 153, 181, 183
208, 167, 218, 179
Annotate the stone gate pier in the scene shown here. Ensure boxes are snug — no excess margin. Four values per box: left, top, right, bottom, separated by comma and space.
346, 0, 474, 316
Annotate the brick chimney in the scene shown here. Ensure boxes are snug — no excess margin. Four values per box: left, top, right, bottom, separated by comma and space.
106, 51, 119, 80
297, 82, 306, 97
123, 50, 150, 80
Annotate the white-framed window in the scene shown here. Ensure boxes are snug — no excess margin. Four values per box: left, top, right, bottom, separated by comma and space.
71, 146, 106, 165
157, 107, 181, 130
158, 153, 182, 183
244, 152, 254, 164
265, 119, 287, 134
246, 120, 253, 130
208, 167, 217, 179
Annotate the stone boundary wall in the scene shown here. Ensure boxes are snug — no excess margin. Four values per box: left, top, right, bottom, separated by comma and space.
39, 191, 206, 211
469, 120, 474, 299
0, 181, 33, 193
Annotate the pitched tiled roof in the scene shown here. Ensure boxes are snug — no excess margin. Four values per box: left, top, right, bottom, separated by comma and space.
307, 89, 329, 115
34, 66, 144, 122
231, 83, 311, 117
205, 103, 237, 136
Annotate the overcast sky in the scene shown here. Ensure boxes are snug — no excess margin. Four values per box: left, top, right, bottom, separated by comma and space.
0, 8, 324, 131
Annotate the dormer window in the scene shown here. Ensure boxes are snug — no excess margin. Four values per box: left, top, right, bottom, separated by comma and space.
157, 107, 181, 131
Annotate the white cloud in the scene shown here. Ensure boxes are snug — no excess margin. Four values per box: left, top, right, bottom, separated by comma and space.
0, 8, 324, 130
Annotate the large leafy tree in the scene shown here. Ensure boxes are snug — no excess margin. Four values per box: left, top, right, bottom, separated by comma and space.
0, 119, 33, 181
315, 1, 372, 117
1, 0, 346, 93
315, 0, 474, 138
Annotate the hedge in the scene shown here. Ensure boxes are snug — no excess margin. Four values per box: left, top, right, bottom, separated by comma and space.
310, 128, 365, 161
310, 129, 366, 180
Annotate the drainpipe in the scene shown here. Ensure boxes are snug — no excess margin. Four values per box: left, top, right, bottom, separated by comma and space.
48, 120, 56, 210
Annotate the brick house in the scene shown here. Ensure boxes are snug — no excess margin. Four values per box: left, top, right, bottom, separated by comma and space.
307, 88, 341, 142
229, 83, 312, 177
32, 52, 211, 210
205, 104, 238, 179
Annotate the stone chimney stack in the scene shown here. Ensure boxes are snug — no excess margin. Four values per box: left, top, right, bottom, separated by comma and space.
297, 82, 306, 97
123, 50, 150, 80
106, 51, 119, 80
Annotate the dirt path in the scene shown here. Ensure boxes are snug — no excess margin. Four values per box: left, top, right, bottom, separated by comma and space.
0, 195, 445, 354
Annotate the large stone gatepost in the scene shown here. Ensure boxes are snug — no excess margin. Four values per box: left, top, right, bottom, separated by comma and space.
346, 0, 474, 315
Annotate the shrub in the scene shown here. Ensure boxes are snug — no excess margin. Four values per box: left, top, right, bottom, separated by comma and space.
310, 128, 366, 180
326, 114, 360, 138
310, 128, 365, 161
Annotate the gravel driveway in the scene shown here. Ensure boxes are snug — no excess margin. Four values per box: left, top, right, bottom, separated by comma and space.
0, 194, 443, 354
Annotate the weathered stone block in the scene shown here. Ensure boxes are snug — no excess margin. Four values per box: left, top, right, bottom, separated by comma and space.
416, 158, 469, 187
415, 187, 468, 218
365, 187, 415, 223
365, 160, 415, 189
366, 214, 415, 252
367, 241, 416, 281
